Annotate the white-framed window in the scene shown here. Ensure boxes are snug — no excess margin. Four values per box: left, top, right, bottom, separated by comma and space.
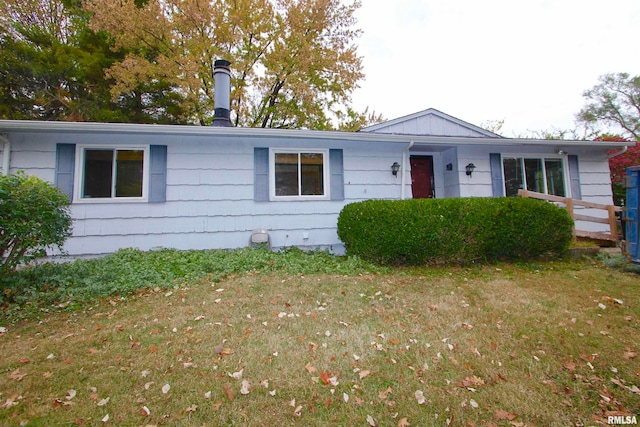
74, 145, 149, 202
502, 156, 568, 197
269, 148, 329, 201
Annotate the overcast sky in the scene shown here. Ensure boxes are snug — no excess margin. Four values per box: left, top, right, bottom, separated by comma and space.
350, 0, 640, 136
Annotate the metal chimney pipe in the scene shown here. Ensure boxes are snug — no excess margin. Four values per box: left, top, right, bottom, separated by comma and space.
212, 59, 232, 127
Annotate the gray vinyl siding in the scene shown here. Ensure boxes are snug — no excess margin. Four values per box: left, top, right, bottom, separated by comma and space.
4, 130, 401, 256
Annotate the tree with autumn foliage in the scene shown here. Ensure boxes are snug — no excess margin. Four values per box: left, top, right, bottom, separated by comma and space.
84, 0, 372, 129
597, 135, 640, 206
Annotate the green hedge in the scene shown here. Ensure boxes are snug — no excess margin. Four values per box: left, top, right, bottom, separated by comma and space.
337, 198, 574, 265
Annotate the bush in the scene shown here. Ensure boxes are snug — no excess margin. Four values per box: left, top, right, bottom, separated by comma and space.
337, 198, 574, 265
0, 173, 73, 274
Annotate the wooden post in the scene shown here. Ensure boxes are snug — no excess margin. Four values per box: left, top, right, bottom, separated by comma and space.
565, 197, 576, 241
607, 205, 618, 242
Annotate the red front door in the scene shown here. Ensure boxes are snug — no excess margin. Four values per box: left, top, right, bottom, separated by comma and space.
410, 156, 434, 198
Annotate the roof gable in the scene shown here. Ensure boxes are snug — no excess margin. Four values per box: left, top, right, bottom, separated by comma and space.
360, 108, 503, 138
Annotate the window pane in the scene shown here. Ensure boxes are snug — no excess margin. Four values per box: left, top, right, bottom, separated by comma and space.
524, 158, 544, 193
300, 152, 324, 196
83, 149, 113, 198
275, 153, 299, 196
503, 157, 523, 197
115, 150, 144, 197
545, 158, 565, 197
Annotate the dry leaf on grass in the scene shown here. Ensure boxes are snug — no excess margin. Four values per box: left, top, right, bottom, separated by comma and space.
223, 384, 234, 401
367, 414, 377, 426
562, 359, 576, 371
414, 390, 426, 405
398, 417, 410, 427
10, 369, 26, 381
378, 387, 392, 400
240, 380, 250, 395
359, 370, 371, 379
495, 409, 517, 421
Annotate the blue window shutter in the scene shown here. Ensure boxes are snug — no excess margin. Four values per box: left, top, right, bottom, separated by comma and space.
149, 145, 167, 203
55, 144, 76, 202
489, 153, 504, 197
254, 147, 269, 201
568, 154, 581, 200
330, 149, 344, 201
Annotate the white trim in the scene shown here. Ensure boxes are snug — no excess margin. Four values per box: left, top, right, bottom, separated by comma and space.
501, 154, 571, 198
268, 148, 330, 202
73, 144, 150, 203
0, 120, 631, 149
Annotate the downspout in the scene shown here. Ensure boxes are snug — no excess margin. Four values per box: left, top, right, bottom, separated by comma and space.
608, 145, 628, 159
401, 140, 415, 200
0, 134, 9, 176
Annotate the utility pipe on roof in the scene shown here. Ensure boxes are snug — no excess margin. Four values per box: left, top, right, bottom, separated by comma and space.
401, 140, 415, 200
0, 134, 9, 176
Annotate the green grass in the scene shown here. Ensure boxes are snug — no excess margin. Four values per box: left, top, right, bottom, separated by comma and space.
0, 249, 639, 426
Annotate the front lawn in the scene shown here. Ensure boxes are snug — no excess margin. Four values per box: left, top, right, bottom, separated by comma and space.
0, 249, 638, 426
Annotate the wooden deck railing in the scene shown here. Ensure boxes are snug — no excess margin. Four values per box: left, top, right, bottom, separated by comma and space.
518, 189, 622, 243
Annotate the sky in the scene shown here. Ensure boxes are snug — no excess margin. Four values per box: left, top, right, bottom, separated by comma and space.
350, 0, 640, 137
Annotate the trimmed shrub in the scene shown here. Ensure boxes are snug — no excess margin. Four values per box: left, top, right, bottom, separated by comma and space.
0, 173, 73, 274
337, 197, 573, 265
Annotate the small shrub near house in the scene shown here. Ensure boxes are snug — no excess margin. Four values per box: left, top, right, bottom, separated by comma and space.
337, 197, 573, 265
0, 173, 72, 276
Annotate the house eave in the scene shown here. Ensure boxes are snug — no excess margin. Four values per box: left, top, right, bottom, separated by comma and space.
0, 120, 632, 149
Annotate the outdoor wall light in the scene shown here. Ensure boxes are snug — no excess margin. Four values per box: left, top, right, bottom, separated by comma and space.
391, 161, 400, 176
465, 163, 476, 177
556, 149, 567, 155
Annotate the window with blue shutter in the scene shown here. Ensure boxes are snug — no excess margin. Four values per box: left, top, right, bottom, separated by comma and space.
254, 147, 344, 201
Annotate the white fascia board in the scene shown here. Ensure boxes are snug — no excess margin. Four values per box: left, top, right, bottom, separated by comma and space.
0, 120, 632, 149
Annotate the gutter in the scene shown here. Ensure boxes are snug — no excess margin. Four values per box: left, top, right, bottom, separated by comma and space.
401, 140, 415, 200
0, 134, 9, 176
608, 145, 628, 159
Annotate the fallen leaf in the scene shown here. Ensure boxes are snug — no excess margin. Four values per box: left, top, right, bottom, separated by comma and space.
495, 409, 517, 421
359, 370, 371, 379
141, 406, 151, 416
379, 387, 393, 400
66, 390, 77, 401
97, 397, 110, 406
293, 405, 303, 416
240, 379, 250, 395
101, 414, 109, 423
562, 359, 576, 372
460, 376, 485, 387
414, 390, 426, 405
229, 369, 243, 380
223, 384, 234, 401
354, 396, 364, 406
343, 392, 349, 403
185, 404, 197, 412
162, 384, 171, 394
52, 398, 72, 408
10, 369, 26, 381
319, 371, 332, 385
398, 417, 410, 427
367, 414, 377, 426
305, 362, 316, 374
469, 398, 479, 409
623, 350, 637, 360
